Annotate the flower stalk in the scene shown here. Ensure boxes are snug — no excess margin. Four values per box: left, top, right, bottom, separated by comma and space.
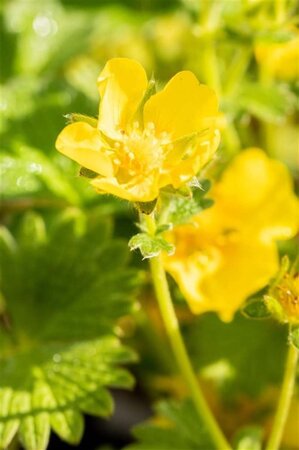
143, 213, 231, 450
265, 338, 298, 450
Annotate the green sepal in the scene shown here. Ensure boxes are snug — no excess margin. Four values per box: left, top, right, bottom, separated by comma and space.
241, 298, 271, 320
64, 113, 98, 127
264, 294, 286, 323
135, 199, 157, 215
133, 79, 156, 126
155, 223, 173, 235
289, 326, 299, 350
129, 232, 175, 259
79, 166, 99, 179
161, 184, 192, 198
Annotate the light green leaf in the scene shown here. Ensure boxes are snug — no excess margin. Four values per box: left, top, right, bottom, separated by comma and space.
129, 233, 175, 259
155, 223, 173, 235
0, 146, 80, 205
163, 179, 213, 225
19, 411, 51, 450
239, 83, 295, 123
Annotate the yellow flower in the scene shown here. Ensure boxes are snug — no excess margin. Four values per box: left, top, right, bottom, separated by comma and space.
164, 149, 299, 321
56, 58, 220, 202
255, 29, 299, 80
266, 270, 299, 325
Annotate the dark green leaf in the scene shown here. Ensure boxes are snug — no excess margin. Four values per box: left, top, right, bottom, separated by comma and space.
184, 313, 287, 397
125, 399, 215, 450
0, 211, 141, 449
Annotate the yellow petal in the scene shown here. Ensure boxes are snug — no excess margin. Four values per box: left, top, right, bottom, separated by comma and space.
56, 122, 114, 177
143, 71, 218, 140
198, 238, 279, 321
91, 174, 159, 202
164, 130, 220, 188
212, 148, 299, 241
165, 236, 279, 322
97, 58, 148, 137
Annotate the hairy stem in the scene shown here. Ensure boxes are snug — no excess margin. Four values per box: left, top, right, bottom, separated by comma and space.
265, 341, 298, 450
143, 213, 231, 450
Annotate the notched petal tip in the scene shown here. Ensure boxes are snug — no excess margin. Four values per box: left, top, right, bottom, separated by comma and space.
143, 69, 219, 141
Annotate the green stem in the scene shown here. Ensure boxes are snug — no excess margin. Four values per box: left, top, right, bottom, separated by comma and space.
222, 123, 241, 157
143, 213, 231, 450
265, 341, 298, 450
201, 40, 221, 96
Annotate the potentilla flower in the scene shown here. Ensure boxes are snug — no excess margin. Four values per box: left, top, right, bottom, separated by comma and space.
164, 149, 299, 321
56, 58, 220, 202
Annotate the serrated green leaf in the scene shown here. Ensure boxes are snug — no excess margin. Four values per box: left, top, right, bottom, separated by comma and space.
129, 233, 175, 259
50, 409, 84, 444
163, 180, 213, 225
0, 389, 20, 449
0, 338, 136, 449
19, 412, 50, 450
0, 211, 141, 449
155, 223, 173, 235
125, 399, 215, 450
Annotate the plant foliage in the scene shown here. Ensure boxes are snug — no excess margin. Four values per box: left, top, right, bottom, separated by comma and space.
0, 210, 142, 449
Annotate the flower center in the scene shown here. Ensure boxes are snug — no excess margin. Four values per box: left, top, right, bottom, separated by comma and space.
111, 122, 170, 182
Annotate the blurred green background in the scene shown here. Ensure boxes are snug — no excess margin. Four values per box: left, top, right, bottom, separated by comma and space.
0, 0, 299, 449
1, 0, 298, 223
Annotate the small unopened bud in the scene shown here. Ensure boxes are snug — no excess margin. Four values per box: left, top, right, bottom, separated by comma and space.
265, 257, 299, 324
